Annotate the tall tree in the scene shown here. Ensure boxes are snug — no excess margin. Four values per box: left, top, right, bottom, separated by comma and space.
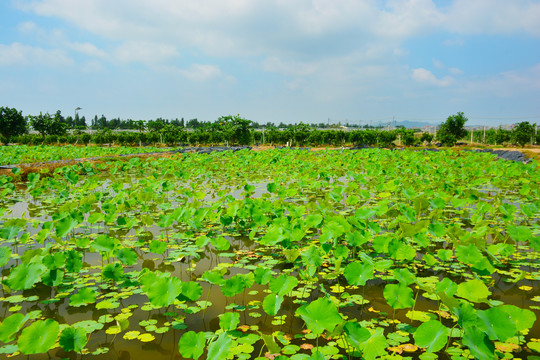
437, 112, 468, 146
0, 106, 27, 144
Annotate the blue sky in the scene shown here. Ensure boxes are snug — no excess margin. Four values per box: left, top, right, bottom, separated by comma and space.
1, 0, 539, 126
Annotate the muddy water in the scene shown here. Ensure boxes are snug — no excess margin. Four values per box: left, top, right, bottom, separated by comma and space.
1, 170, 539, 359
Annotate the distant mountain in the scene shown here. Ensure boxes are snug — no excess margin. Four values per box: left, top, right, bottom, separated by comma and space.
396, 120, 434, 128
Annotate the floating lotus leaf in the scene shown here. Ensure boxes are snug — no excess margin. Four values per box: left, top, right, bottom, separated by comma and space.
69, 287, 97, 307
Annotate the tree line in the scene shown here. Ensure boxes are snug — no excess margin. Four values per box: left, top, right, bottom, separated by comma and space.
1, 107, 537, 147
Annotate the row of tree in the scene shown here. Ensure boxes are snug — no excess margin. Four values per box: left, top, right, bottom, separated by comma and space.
1, 107, 537, 147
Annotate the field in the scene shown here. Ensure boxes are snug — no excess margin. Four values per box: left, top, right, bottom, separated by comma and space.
0, 146, 539, 360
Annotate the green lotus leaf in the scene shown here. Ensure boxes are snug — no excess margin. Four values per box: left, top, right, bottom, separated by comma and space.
344, 321, 370, 351
0, 246, 12, 267
269, 274, 298, 297
305, 214, 323, 228
344, 262, 374, 286
476, 307, 516, 341
87, 212, 104, 224
301, 245, 323, 267
6, 263, 45, 290
435, 277, 457, 297
499, 304, 537, 332
263, 294, 284, 316
178, 281, 203, 302
266, 182, 277, 193
456, 279, 490, 303
296, 297, 342, 335
221, 275, 245, 297
0, 225, 19, 240
210, 236, 231, 251
383, 283, 414, 309
362, 327, 388, 360
201, 270, 224, 285
17, 319, 59, 354
219, 312, 240, 331
507, 225, 533, 244
0, 313, 29, 343
461, 326, 495, 360
42, 252, 66, 270
146, 274, 182, 307
42, 268, 65, 287
254, 267, 273, 285
345, 231, 369, 247
207, 333, 232, 360
413, 320, 448, 352
149, 240, 167, 254
69, 287, 98, 307
55, 216, 79, 238
393, 268, 416, 286
65, 250, 83, 273
91, 235, 118, 253
115, 247, 137, 266
178, 331, 206, 360
59, 326, 88, 352
102, 262, 124, 282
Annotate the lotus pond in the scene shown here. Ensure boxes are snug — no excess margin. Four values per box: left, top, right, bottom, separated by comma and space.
0, 148, 539, 360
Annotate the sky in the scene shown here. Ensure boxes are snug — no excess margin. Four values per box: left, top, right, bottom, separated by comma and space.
1, 0, 539, 126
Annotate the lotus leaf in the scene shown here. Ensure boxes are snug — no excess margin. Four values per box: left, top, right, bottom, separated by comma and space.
17, 319, 59, 354
178, 331, 206, 360
296, 297, 342, 335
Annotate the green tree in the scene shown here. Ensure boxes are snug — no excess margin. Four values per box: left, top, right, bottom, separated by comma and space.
0, 106, 28, 144
217, 115, 253, 145
512, 121, 535, 147
437, 112, 467, 146
420, 132, 433, 144
29, 112, 68, 137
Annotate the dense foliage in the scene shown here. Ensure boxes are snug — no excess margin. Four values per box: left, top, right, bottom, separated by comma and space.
0, 148, 538, 359
437, 112, 468, 146
0, 107, 27, 143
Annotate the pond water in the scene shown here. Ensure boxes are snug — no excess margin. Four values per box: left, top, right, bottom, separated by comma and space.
0, 149, 539, 359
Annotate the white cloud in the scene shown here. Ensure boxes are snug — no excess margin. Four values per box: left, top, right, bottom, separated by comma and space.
113, 41, 178, 64
445, 0, 540, 36
169, 63, 225, 82
411, 68, 454, 87
0, 42, 73, 66
262, 57, 319, 77
462, 63, 540, 97
449, 67, 464, 75
68, 42, 107, 58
